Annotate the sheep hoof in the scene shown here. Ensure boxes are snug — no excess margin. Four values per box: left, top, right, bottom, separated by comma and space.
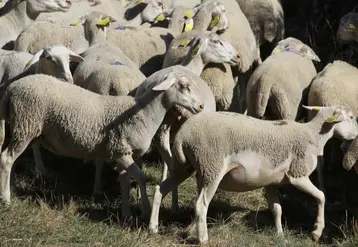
311, 231, 320, 243
149, 225, 159, 234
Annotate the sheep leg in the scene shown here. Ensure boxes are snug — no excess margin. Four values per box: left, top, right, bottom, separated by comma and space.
135, 157, 143, 200
149, 167, 194, 234
196, 166, 228, 244
118, 169, 133, 223
316, 155, 326, 194
155, 120, 179, 213
288, 176, 325, 242
0, 140, 31, 204
116, 155, 150, 220
32, 142, 49, 177
265, 186, 284, 237
93, 160, 104, 195
0, 119, 5, 151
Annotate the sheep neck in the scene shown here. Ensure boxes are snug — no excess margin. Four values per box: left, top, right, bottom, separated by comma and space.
87, 27, 107, 46
306, 112, 336, 155
134, 90, 174, 140
180, 53, 205, 76
3, 1, 39, 38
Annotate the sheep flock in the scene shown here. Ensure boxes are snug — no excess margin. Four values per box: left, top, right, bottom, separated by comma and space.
1, 0, 358, 245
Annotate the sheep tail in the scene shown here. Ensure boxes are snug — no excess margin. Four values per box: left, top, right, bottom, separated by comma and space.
254, 78, 271, 118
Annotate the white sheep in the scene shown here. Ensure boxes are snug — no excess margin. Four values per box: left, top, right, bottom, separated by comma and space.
236, 0, 285, 60
307, 60, 358, 192
149, 105, 358, 243
246, 37, 319, 121
336, 12, 358, 45
0, 66, 204, 222
0, 0, 72, 49
0, 45, 84, 177
135, 30, 238, 211
72, 11, 145, 98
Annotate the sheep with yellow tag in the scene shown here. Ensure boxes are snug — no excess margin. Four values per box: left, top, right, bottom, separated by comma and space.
337, 12, 358, 45
307, 60, 358, 193
149, 105, 358, 243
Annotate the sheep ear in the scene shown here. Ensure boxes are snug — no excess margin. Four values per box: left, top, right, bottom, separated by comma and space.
137, 0, 150, 4
188, 37, 208, 57
70, 16, 86, 26
24, 49, 44, 70
325, 108, 345, 123
97, 16, 116, 26
302, 105, 321, 112
152, 74, 177, 91
301, 45, 321, 62
69, 51, 85, 63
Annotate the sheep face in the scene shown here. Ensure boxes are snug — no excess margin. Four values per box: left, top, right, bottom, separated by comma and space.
152, 72, 204, 114
27, 0, 72, 13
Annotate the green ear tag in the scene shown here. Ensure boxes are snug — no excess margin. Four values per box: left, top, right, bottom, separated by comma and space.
325, 114, 339, 123
97, 16, 110, 26
209, 14, 220, 29
184, 19, 194, 32
184, 10, 193, 19
70, 19, 80, 26
191, 44, 200, 57
273, 48, 281, 54
155, 13, 165, 22
179, 39, 190, 47
313, 107, 321, 111
349, 23, 357, 30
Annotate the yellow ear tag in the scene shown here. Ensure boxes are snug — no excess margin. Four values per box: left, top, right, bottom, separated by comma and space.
156, 13, 165, 22
184, 19, 194, 32
209, 14, 220, 29
273, 48, 281, 54
179, 39, 190, 47
349, 23, 357, 30
97, 16, 110, 26
137, 0, 143, 3
184, 10, 193, 19
313, 107, 321, 111
191, 44, 200, 57
325, 114, 339, 123
70, 19, 80, 26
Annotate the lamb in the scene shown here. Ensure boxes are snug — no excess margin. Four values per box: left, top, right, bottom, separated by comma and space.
14, 0, 168, 55
236, 0, 285, 60
336, 12, 358, 45
246, 37, 319, 121
0, 45, 84, 177
149, 105, 358, 243
72, 11, 145, 98
0, 66, 204, 222
163, 0, 258, 113
307, 60, 358, 192
0, 0, 72, 49
135, 30, 238, 211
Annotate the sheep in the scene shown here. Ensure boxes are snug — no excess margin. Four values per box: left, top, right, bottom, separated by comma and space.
236, 0, 285, 60
72, 11, 145, 98
342, 136, 358, 173
336, 12, 358, 45
307, 60, 358, 192
0, 45, 84, 177
246, 37, 319, 121
0, 66, 204, 222
149, 105, 358, 243
14, 0, 168, 55
0, 0, 73, 49
163, 0, 258, 113
135, 30, 238, 211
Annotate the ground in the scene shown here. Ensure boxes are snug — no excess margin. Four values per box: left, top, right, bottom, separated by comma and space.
1, 149, 358, 247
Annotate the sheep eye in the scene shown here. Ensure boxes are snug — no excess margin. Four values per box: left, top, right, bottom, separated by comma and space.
213, 39, 220, 44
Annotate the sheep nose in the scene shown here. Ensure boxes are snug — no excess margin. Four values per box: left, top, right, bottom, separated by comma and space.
66, 0, 72, 5
199, 104, 204, 110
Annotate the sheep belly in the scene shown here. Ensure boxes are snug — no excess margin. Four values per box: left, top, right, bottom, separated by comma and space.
218, 151, 292, 192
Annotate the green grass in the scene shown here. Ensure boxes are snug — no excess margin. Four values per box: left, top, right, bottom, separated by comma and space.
1, 150, 358, 247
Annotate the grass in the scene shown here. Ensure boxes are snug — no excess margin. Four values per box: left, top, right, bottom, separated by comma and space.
1, 149, 358, 247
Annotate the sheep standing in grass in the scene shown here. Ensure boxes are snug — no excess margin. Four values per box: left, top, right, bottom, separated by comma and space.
0, 0, 73, 49
0, 45, 84, 177
72, 11, 145, 98
236, 0, 285, 60
0, 67, 204, 221
307, 60, 358, 192
149, 106, 358, 243
135, 30, 238, 212
246, 37, 319, 121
